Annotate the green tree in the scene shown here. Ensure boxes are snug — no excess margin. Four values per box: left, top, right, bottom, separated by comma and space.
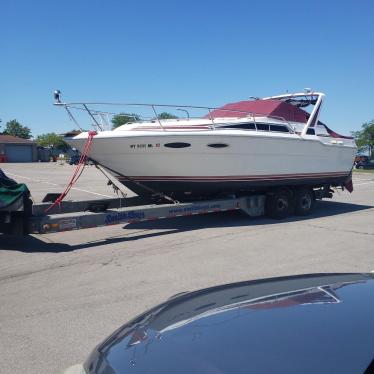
157, 112, 178, 120
36, 133, 69, 151
111, 113, 140, 129
2, 119, 32, 139
352, 121, 374, 157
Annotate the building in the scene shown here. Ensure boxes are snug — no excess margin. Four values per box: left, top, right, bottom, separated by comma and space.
0, 135, 38, 162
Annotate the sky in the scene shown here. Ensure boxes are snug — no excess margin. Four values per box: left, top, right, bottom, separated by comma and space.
1, 0, 373, 136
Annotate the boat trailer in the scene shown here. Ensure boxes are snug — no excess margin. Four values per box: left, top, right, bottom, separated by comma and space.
0, 194, 266, 236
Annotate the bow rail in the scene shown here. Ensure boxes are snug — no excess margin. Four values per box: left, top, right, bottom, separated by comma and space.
53, 90, 298, 133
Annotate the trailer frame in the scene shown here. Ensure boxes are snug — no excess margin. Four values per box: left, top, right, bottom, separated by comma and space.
27, 195, 266, 234
1, 182, 339, 236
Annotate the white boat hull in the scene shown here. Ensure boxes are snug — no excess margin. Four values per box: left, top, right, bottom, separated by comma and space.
67, 130, 356, 198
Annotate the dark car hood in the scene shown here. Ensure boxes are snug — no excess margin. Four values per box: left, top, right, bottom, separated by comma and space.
85, 273, 374, 374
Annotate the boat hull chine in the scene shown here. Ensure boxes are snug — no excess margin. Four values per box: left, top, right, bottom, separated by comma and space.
117, 172, 350, 200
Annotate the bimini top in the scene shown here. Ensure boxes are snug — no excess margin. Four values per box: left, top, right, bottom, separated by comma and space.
207, 99, 309, 123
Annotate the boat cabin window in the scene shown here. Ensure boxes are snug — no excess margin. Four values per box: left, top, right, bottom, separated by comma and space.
306, 128, 315, 135
256, 123, 269, 131
269, 124, 289, 133
208, 143, 229, 148
315, 125, 330, 137
220, 122, 289, 133
164, 142, 191, 148
221, 123, 256, 130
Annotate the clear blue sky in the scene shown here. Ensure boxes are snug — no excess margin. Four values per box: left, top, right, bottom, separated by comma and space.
1, 0, 373, 136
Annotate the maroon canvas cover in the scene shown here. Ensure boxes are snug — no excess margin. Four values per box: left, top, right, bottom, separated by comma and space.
206, 99, 309, 123
323, 125, 354, 139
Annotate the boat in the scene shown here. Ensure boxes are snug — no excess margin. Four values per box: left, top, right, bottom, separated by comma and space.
60, 90, 356, 201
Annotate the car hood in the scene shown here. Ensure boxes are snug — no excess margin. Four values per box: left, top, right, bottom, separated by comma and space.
85, 273, 374, 374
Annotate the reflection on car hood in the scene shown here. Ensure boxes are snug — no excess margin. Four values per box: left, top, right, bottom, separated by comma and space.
85, 273, 374, 374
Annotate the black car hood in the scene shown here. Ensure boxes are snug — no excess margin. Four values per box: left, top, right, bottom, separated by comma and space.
85, 273, 374, 374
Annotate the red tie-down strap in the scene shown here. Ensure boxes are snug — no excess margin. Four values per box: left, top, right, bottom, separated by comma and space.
44, 131, 97, 213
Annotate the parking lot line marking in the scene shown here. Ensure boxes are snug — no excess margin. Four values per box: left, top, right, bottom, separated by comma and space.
7, 172, 57, 186
5, 172, 113, 198
354, 181, 374, 186
69, 187, 113, 198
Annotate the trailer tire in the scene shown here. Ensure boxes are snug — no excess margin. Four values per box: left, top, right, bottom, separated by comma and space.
0, 218, 11, 234
11, 214, 26, 236
266, 189, 291, 219
294, 188, 315, 216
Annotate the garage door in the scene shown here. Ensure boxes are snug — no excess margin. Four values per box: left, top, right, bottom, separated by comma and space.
5, 145, 33, 162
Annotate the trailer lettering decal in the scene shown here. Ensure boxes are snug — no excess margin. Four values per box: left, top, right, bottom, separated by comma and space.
105, 210, 145, 224
168, 204, 221, 215
59, 219, 77, 230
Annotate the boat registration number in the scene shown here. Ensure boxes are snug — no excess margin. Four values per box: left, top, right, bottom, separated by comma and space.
130, 143, 160, 149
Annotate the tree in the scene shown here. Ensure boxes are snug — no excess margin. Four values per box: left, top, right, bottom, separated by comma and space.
2, 119, 32, 139
157, 112, 178, 120
111, 113, 140, 129
352, 120, 374, 157
36, 133, 69, 152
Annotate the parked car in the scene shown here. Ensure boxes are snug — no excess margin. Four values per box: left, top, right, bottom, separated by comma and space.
68, 154, 81, 165
64, 273, 374, 374
356, 159, 374, 169
354, 155, 368, 163
68, 154, 94, 166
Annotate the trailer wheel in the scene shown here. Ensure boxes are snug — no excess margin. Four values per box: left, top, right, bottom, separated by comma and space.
266, 190, 291, 219
294, 188, 315, 216
0, 217, 11, 234
11, 214, 26, 236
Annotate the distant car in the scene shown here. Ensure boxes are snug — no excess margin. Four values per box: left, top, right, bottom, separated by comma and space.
68, 154, 81, 165
356, 159, 374, 169
68, 155, 95, 166
64, 273, 374, 374
354, 155, 368, 163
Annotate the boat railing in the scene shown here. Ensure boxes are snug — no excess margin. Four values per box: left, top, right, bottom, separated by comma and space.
54, 93, 295, 133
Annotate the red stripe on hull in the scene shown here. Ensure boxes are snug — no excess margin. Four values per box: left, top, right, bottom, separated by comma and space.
117, 172, 349, 182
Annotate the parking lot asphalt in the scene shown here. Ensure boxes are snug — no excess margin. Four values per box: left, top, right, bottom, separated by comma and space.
0, 163, 373, 374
